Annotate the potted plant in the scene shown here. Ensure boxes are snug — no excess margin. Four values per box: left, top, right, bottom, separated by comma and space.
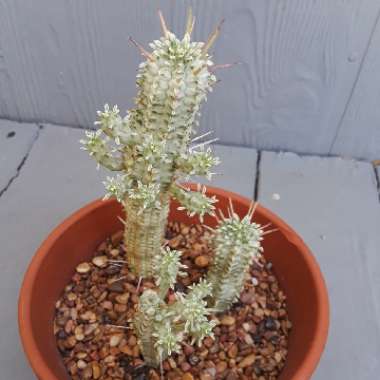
19, 10, 329, 380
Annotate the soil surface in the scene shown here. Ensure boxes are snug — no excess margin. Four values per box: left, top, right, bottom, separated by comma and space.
55, 222, 291, 380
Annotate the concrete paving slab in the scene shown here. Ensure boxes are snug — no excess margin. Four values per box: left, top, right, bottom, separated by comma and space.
0, 120, 39, 194
193, 144, 257, 199
258, 151, 380, 380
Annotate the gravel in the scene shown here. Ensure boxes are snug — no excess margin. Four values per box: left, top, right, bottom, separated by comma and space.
55, 221, 291, 379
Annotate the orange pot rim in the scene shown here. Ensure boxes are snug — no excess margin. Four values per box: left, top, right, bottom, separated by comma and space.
19, 185, 329, 380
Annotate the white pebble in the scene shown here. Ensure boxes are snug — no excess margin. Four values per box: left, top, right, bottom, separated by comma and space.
272, 193, 281, 201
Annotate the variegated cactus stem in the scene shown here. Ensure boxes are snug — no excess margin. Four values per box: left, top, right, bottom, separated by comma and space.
207, 201, 265, 313
80, 9, 232, 278
124, 198, 170, 277
133, 289, 165, 367
154, 246, 187, 299
133, 280, 215, 367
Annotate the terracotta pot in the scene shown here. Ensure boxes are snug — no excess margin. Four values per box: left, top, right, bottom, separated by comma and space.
19, 184, 329, 380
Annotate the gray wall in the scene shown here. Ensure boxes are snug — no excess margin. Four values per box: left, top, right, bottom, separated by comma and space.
0, 0, 380, 161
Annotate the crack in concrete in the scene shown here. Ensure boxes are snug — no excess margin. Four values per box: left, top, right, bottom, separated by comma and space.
373, 163, 380, 203
0, 125, 42, 198
254, 151, 261, 201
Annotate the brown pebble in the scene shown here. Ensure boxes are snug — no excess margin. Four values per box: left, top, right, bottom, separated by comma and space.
92, 255, 108, 268
254, 308, 264, 318
64, 319, 74, 334
221, 316, 236, 326
108, 280, 124, 293
81, 311, 96, 322
274, 351, 282, 363
76, 352, 87, 359
183, 344, 194, 356
67, 361, 78, 375
76, 262, 91, 274
109, 334, 122, 347
238, 353, 256, 368
240, 290, 255, 304
228, 344, 238, 358
216, 361, 227, 373
114, 303, 127, 313
102, 301, 113, 310
77, 359, 87, 369
128, 335, 137, 346
203, 336, 214, 348
110, 248, 119, 257
84, 323, 97, 336
74, 326, 84, 341
181, 362, 191, 372
182, 373, 194, 380
82, 365, 93, 379
115, 293, 130, 305
67, 292, 77, 301
195, 255, 209, 268
168, 357, 177, 369
92, 362, 101, 379
65, 335, 77, 348
104, 355, 115, 364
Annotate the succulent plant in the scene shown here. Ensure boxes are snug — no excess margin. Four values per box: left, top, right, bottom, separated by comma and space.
81, 9, 223, 278
133, 276, 215, 367
207, 201, 264, 312
80, 8, 255, 369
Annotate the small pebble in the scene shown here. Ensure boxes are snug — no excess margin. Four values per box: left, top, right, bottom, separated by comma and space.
76, 262, 90, 274
108, 280, 124, 293
109, 334, 122, 347
228, 344, 238, 358
195, 255, 209, 268
92, 255, 108, 267
238, 353, 256, 368
221, 316, 235, 326
181, 362, 191, 372
275, 352, 282, 363
77, 359, 87, 369
92, 362, 101, 379
110, 248, 120, 257
216, 361, 227, 373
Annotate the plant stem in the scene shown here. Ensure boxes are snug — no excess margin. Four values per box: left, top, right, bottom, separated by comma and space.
124, 197, 169, 277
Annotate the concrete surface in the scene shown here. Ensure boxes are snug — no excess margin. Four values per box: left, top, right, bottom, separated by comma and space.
258, 151, 380, 379
0, 120, 379, 379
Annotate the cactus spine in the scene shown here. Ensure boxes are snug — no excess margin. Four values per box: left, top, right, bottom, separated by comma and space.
81, 10, 221, 277
207, 202, 264, 312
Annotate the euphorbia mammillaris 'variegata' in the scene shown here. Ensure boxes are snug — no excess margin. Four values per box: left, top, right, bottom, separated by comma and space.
81, 9, 221, 278
81, 9, 266, 369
